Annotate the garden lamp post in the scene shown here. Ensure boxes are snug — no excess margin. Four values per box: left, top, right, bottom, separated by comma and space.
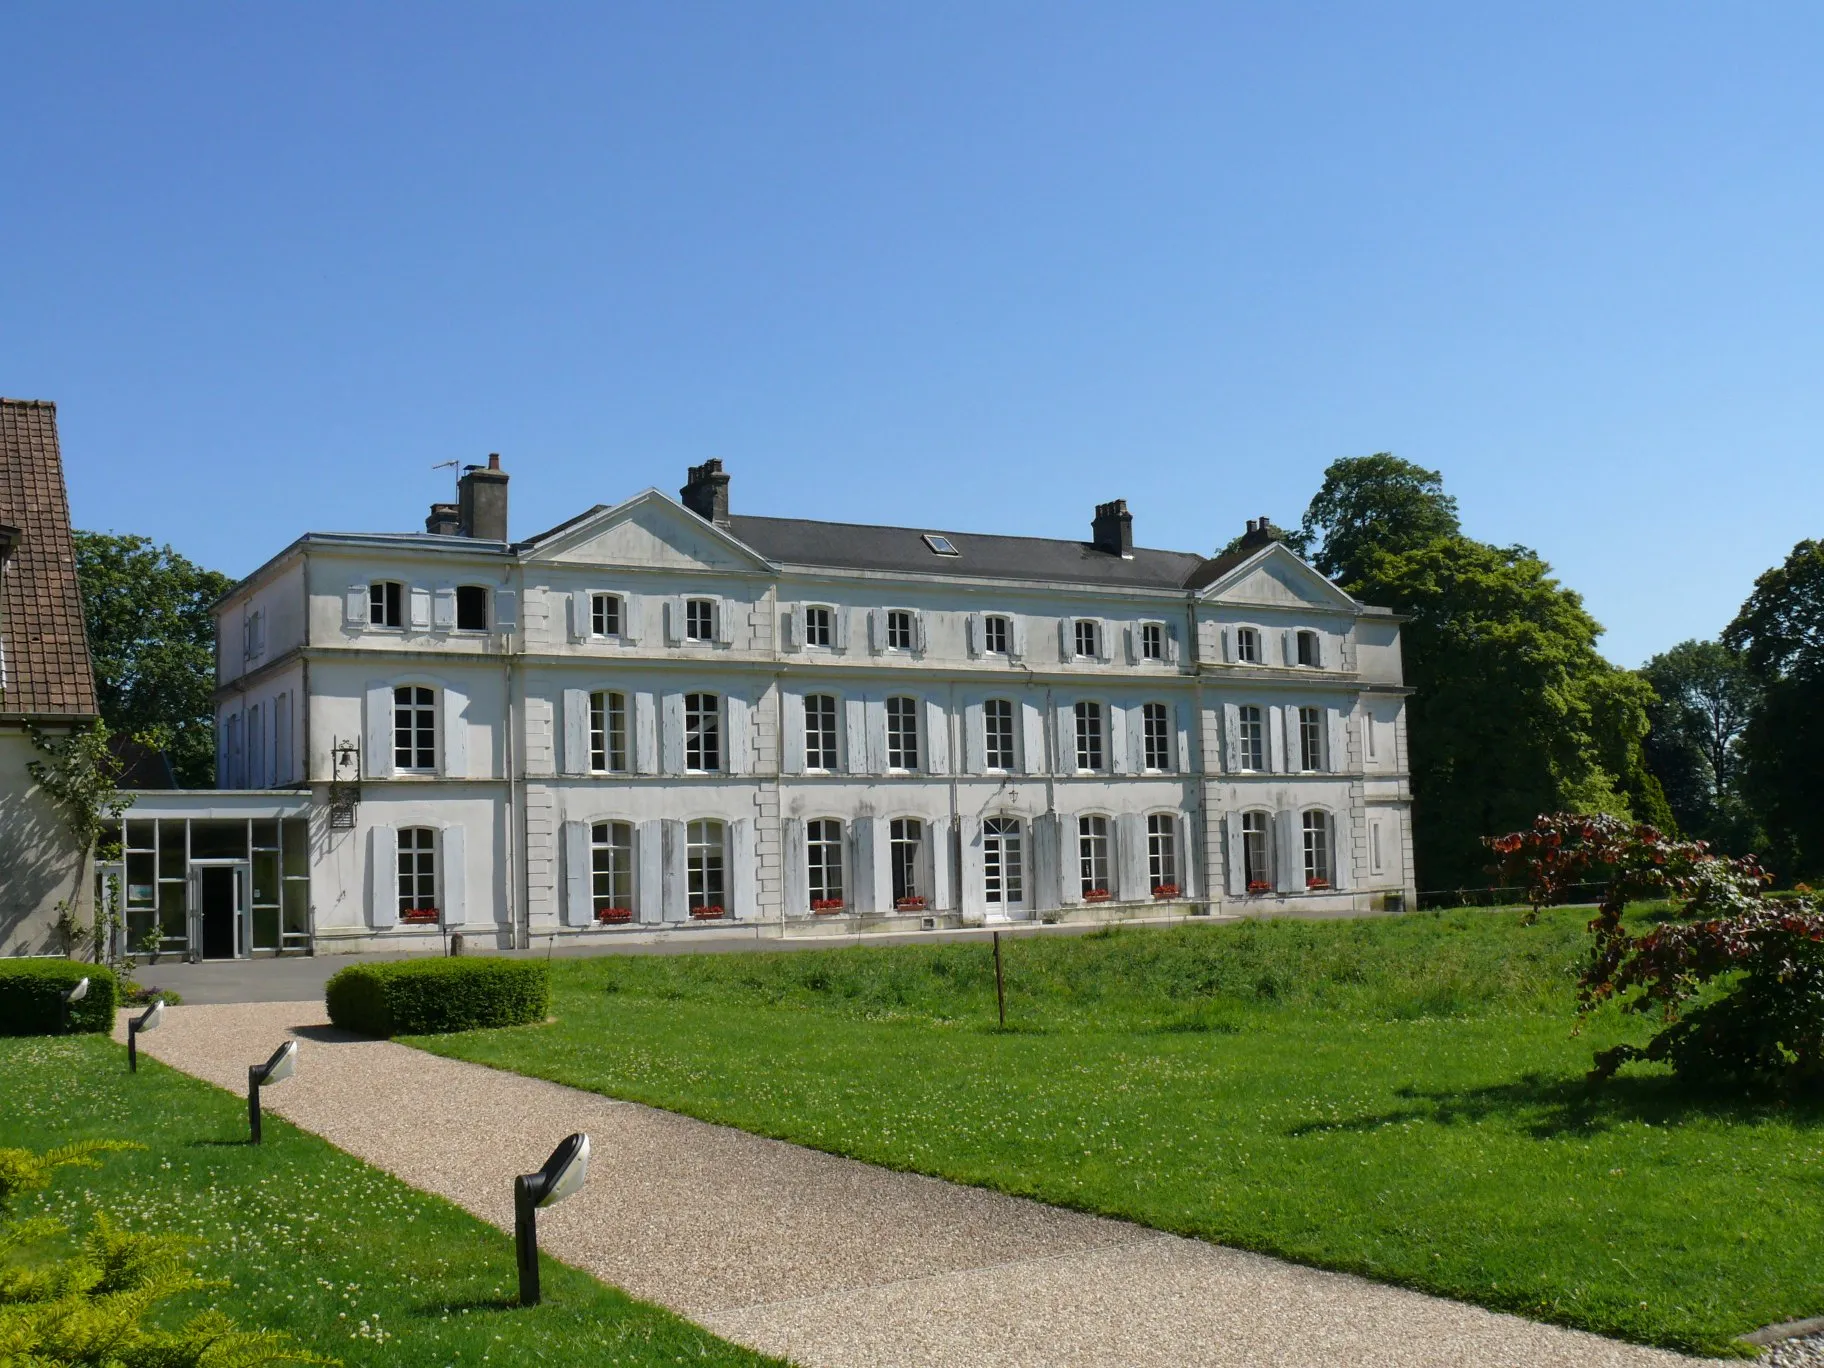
60, 977, 89, 1033
247, 1040, 298, 1144
128, 997, 164, 1072
514, 1132, 590, 1307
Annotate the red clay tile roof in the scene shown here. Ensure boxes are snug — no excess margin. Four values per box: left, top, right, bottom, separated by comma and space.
0, 399, 98, 718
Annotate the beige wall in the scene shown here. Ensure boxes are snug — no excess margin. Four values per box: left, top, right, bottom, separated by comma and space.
0, 726, 88, 956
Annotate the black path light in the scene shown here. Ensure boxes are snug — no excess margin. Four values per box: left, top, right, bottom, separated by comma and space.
514, 1132, 590, 1307
247, 1039, 299, 1145
60, 976, 89, 1033
127, 998, 164, 1072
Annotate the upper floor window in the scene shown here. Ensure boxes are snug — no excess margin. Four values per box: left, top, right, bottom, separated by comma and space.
371, 582, 404, 630
1147, 814, 1179, 894
1074, 701, 1105, 772
685, 693, 721, 773
1078, 815, 1112, 898
686, 819, 725, 914
886, 696, 920, 770
1235, 626, 1260, 664
590, 691, 628, 773
804, 605, 834, 648
397, 826, 437, 917
807, 818, 844, 909
804, 694, 839, 771
1140, 622, 1164, 661
456, 585, 488, 632
591, 592, 622, 638
887, 609, 915, 651
1074, 619, 1100, 659
1142, 702, 1172, 772
984, 614, 1010, 655
890, 818, 924, 905
1237, 704, 1265, 772
685, 598, 716, 642
1242, 811, 1272, 892
393, 686, 436, 771
591, 821, 634, 915
984, 698, 1016, 770
1303, 810, 1333, 889
243, 610, 266, 660
1296, 629, 1322, 668
1298, 706, 1325, 771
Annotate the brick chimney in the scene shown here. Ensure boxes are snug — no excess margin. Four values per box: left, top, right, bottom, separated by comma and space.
681, 458, 731, 527
1239, 514, 1276, 551
457, 454, 509, 541
425, 502, 462, 536
1091, 499, 1133, 558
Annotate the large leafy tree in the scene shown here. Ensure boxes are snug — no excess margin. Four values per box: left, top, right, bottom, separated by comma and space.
1725, 539, 1824, 879
74, 532, 233, 788
1298, 453, 1461, 585
1637, 639, 1761, 851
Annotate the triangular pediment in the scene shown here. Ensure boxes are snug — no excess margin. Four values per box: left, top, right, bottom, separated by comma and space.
1195, 542, 1358, 611
524, 491, 774, 572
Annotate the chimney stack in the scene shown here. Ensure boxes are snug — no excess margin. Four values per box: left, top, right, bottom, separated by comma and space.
1091, 498, 1134, 558
456, 453, 509, 541
681, 458, 732, 527
1239, 515, 1275, 551
425, 502, 462, 536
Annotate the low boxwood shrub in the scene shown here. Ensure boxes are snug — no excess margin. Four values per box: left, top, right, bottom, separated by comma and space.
325, 956, 548, 1037
0, 960, 117, 1036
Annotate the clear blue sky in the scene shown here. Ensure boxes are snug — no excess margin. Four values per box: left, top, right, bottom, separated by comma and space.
5, 3, 1820, 667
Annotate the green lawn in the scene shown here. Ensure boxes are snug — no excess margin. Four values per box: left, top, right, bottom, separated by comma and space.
0, 1034, 780, 1367
411, 909, 1822, 1357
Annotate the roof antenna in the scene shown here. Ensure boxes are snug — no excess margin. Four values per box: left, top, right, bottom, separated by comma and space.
431, 459, 461, 502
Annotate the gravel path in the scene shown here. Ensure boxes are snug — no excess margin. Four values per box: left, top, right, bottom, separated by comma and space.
118, 1001, 1709, 1368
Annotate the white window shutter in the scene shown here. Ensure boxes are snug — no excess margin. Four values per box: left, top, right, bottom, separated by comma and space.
1331, 812, 1350, 891
1022, 700, 1047, 775
1109, 704, 1131, 775
1311, 634, 1325, 668
1281, 629, 1296, 667
664, 598, 683, 646
1225, 812, 1245, 897
1009, 616, 1027, 661
622, 595, 643, 644
1124, 625, 1139, 665
563, 820, 593, 927
570, 590, 590, 642
865, 697, 889, 776
963, 700, 985, 774
634, 691, 658, 774
1055, 812, 1078, 906
845, 696, 869, 775
368, 826, 397, 928
441, 685, 469, 778
1268, 705, 1288, 773
783, 817, 807, 916
914, 612, 928, 656
729, 819, 754, 918
924, 698, 949, 775
493, 589, 518, 631
1167, 624, 1182, 666
364, 683, 394, 779
1117, 813, 1147, 901
1058, 618, 1073, 662
928, 814, 953, 912
660, 693, 685, 775
1277, 809, 1301, 892
1177, 812, 1197, 899
1220, 626, 1233, 663
1100, 620, 1116, 663
966, 613, 983, 658
410, 586, 432, 630
727, 693, 753, 775
1328, 707, 1347, 774
433, 588, 457, 631
1055, 702, 1074, 771
345, 585, 369, 627
636, 819, 663, 923
781, 606, 800, 652
562, 689, 589, 776
1175, 701, 1192, 773
833, 608, 851, 652
438, 824, 466, 925
868, 608, 885, 654
781, 691, 806, 774
1222, 702, 1241, 773
717, 597, 736, 646
849, 819, 877, 914
661, 819, 687, 923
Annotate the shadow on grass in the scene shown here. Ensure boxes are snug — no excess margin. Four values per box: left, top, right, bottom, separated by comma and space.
411, 1295, 521, 1318
1288, 1071, 1824, 1140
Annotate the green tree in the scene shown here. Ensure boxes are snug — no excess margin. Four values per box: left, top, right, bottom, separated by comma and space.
74, 532, 233, 788
1638, 639, 1761, 850
1298, 453, 1461, 585
1724, 539, 1824, 880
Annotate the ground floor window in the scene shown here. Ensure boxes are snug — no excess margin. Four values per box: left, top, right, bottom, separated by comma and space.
983, 817, 1023, 906
1242, 811, 1272, 893
397, 827, 437, 918
687, 819, 726, 913
1077, 815, 1112, 897
591, 821, 634, 915
890, 818, 924, 906
1303, 810, 1333, 889
807, 818, 844, 909
1147, 814, 1179, 893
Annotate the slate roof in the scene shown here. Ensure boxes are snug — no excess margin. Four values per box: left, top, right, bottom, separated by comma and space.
0, 400, 98, 718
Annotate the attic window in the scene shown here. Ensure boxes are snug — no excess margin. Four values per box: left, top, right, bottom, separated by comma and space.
922, 534, 960, 556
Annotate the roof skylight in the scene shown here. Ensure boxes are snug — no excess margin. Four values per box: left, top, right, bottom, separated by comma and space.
922, 533, 961, 556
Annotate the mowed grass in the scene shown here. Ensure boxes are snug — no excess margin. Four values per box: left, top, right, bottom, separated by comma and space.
412, 909, 1824, 1357
0, 1035, 780, 1367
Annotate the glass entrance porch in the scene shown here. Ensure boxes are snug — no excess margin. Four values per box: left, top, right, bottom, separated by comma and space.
110, 813, 311, 960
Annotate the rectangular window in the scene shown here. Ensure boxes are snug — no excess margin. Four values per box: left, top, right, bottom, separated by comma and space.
804, 605, 833, 647
983, 816, 1023, 905
393, 686, 436, 771
890, 818, 924, 905
685, 598, 716, 642
1297, 630, 1321, 668
1303, 810, 1333, 888
804, 694, 839, 771
1074, 700, 1104, 771
1143, 702, 1172, 772
807, 818, 844, 908
456, 585, 488, 631
1237, 705, 1264, 771
592, 593, 622, 638
886, 696, 920, 770
887, 609, 915, 650
1298, 706, 1325, 771
1148, 813, 1179, 893
1074, 619, 1099, 659
397, 826, 437, 916
1078, 815, 1112, 897
685, 693, 721, 773
590, 691, 628, 773
370, 581, 404, 629
686, 819, 725, 913
1141, 622, 1164, 661
1242, 811, 1271, 892
983, 699, 1015, 770
984, 614, 1010, 655
1235, 627, 1260, 663
591, 821, 634, 915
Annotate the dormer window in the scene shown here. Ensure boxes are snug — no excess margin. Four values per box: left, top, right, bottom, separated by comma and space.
804, 605, 834, 648
370, 582, 404, 630
1235, 627, 1260, 663
1296, 629, 1322, 668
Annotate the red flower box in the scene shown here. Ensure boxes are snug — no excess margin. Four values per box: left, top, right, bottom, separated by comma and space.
1151, 884, 1181, 899
811, 899, 846, 914
894, 896, 927, 911
1247, 881, 1273, 894
596, 907, 634, 924
690, 904, 726, 920
1083, 889, 1113, 903
1305, 878, 1331, 890
400, 908, 439, 924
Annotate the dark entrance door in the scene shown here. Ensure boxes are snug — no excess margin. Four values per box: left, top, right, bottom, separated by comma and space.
200, 866, 237, 960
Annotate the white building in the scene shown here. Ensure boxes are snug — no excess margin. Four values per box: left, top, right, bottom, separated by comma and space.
127, 457, 1414, 958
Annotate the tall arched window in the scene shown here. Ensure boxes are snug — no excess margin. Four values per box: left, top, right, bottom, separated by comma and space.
397, 827, 437, 918
1242, 811, 1272, 893
1077, 815, 1112, 897
1147, 814, 1179, 893
1303, 810, 1333, 889
591, 821, 634, 916
890, 818, 924, 906
687, 819, 726, 915
807, 819, 844, 909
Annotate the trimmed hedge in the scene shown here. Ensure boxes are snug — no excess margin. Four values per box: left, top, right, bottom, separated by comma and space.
325, 957, 548, 1037
0, 960, 118, 1036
